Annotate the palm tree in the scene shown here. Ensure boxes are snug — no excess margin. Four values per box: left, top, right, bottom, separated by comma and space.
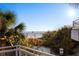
5, 23, 25, 46
0, 10, 25, 46
0, 10, 16, 46
14, 23, 25, 45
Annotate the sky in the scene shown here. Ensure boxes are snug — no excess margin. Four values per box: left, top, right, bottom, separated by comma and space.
0, 3, 79, 32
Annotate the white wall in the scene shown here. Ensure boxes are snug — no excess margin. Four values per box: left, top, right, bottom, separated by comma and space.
71, 29, 79, 41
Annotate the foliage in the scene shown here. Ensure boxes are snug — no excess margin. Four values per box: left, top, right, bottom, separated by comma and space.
0, 10, 26, 46
42, 26, 74, 55
27, 38, 43, 46
19, 38, 32, 48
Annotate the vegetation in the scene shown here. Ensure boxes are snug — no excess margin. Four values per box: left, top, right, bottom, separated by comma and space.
18, 37, 43, 48
0, 10, 25, 46
19, 37, 33, 48
0, 9, 79, 56
42, 26, 75, 55
27, 38, 43, 46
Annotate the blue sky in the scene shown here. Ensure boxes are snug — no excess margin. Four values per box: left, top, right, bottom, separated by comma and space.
0, 3, 79, 31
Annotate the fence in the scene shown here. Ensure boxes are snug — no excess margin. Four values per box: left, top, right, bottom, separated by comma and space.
0, 45, 54, 56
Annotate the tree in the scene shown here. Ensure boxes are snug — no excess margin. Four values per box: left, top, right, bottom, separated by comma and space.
0, 10, 26, 46
14, 23, 25, 45
5, 23, 25, 46
42, 31, 57, 46
0, 10, 16, 46
42, 26, 74, 55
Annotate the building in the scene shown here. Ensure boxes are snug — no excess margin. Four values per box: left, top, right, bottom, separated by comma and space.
25, 31, 44, 38
71, 19, 79, 41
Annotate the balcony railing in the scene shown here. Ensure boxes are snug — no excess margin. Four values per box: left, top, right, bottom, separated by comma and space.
0, 45, 54, 56
73, 19, 79, 29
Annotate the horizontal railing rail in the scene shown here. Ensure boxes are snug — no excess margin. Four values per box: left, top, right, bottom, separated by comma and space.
0, 46, 16, 49
0, 49, 17, 53
19, 49, 36, 56
0, 45, 54, 56
19, 45, 54, 56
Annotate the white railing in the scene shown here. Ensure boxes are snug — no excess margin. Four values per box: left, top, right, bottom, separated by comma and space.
0, 45, 54, 56
73, 19, 79, 29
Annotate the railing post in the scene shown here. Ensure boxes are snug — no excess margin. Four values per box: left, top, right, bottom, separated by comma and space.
18, 45, 21, 56
16, 45, 18, 56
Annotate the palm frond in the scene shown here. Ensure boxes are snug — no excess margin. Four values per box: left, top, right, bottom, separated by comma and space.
4, 11, 16, 27
15, 23, 25, 32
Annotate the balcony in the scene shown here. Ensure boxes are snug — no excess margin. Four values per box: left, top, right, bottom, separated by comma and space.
0, 45, 54, 56
72, 19, 79, 29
